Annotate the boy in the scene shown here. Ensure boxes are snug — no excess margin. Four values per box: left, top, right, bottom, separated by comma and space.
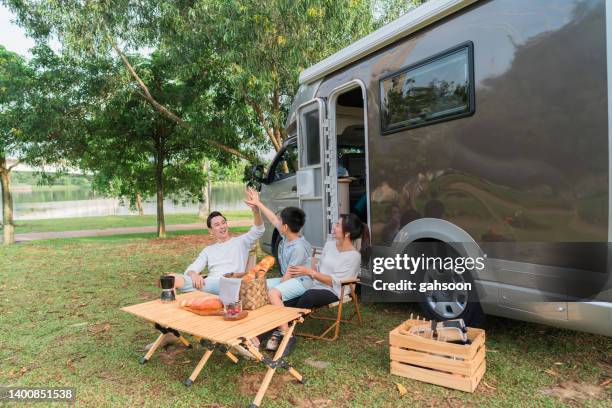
245, 188, 311, 352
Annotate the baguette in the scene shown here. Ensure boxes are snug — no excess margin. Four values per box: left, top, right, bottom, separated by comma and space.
179, 297, 223, 311
243, 256, 275, 280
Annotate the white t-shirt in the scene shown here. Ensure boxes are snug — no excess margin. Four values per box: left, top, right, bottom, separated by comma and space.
184, 224, 265, 278
311, 240, 361, 298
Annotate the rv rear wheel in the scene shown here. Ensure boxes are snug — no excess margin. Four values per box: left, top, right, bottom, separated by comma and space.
412, 243, 485, 327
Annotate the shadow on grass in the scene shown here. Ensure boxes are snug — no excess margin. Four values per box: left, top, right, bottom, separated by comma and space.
16, 227, 251, 246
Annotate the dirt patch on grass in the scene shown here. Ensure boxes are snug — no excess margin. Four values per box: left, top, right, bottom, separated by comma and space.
142, 234, 216, 252
287, 396, 334, 408
540, 381, 607, 403
119, 233, 244, 256
157, 344, 191, 366
239, 372, 298, 399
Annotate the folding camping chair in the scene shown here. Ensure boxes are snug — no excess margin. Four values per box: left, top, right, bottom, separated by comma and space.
296, 245, 363, 342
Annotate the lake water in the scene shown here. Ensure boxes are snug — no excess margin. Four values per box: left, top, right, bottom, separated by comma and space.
13, 183, 248, 220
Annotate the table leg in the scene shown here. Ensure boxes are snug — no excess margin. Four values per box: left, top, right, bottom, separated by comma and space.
183, 348, 214, 387
243, 320, 304, 408
139, 333, 165, 364
177, 335, 191, 348
225, 350, 239, 364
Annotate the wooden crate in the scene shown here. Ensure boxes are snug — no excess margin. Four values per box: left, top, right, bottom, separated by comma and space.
389, 319, 486, 392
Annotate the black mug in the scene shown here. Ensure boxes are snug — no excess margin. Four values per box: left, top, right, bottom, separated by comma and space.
160, 275, 176, 302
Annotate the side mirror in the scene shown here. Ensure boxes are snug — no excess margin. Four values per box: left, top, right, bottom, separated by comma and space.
246, 164, 265, 191
252, 164, 265, 182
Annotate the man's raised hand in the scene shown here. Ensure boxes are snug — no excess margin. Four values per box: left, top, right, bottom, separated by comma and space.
244, 187, 261, 210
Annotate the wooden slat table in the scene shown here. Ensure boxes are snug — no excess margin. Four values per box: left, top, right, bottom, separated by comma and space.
122, 291, 310, 408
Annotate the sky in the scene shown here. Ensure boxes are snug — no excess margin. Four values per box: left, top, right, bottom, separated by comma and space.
0, 4, 35, 58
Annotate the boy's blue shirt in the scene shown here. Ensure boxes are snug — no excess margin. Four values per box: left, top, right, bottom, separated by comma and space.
275, 224, 312, 283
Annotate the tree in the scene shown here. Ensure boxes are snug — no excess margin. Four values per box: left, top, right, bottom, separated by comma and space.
3, 0, 266, 238
1, 1, 424, 241
75, 50, 255, 237
163, 0, 424, 152
169, 0, 390, 152
3, 0, 262, 162
0, 44, 80, 244
0, 46, 31, 244
4, 0, 423, 156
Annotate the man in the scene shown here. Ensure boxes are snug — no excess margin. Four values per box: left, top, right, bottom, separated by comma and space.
245, 188, 311, 354
169, 201, 264, 294
149, 195, 264, 353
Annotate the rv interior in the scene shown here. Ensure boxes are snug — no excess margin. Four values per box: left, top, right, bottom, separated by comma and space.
335, 87, 368, 224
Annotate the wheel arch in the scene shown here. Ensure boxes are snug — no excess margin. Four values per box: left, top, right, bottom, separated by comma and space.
391, 218, 484, 260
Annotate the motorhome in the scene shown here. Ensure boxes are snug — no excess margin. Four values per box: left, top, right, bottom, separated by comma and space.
254, 0, 612, 336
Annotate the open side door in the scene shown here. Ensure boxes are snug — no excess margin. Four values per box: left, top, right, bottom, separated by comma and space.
296, 98, 334, 248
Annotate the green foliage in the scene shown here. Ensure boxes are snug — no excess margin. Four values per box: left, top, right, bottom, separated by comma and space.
166, 0, 414, 150
1, 0, 425, 229
11, 171, 91, 186
373, 0, 423, 28
0, 45, 33, 161
209, 160, 247, 183
3, 0, 423, 156
1, 43, 94, 171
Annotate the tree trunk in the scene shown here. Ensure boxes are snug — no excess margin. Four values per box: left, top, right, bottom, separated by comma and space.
155, 147, 166, 238
136, 192, 144, 216
0, 157, 15, 246
206, 169, 211, 215
198, 160, 211, 220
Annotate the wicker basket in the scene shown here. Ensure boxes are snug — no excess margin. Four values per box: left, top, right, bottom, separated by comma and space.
223, 272, 269, 310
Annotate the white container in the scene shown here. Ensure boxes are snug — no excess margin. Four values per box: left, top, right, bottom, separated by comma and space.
296, 169, 315, 197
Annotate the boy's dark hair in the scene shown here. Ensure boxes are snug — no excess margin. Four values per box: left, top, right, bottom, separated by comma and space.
206, 211, 226, 228
280, 207, 306, 233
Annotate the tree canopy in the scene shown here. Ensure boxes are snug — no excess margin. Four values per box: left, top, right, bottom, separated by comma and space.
4, 0, 422, 155
1, 0, 424, 242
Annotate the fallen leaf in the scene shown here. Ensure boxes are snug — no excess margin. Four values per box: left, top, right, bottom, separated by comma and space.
600, 378, 612, 387
396, 382, 407, 396
554, 362, 564, 366
545, 369, 559, 376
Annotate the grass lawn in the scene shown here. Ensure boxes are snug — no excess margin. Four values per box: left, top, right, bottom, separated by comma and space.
11, 211, 252, 234
1, 232, 610, 407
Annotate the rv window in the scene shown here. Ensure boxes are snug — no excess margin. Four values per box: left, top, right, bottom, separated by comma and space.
380, 43, 474, 133
270, 143, 298, 181
300, 108, 321, 166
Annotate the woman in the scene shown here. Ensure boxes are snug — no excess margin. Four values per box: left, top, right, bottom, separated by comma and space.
286, 213, 369, 309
